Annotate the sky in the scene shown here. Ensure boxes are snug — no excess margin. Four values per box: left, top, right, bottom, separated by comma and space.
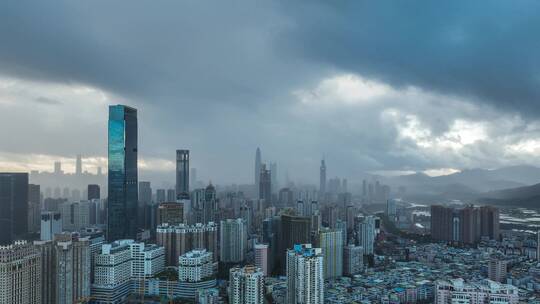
1, 1, 540, 185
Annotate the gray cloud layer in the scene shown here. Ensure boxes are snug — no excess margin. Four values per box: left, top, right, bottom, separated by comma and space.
0, 1, 539, 185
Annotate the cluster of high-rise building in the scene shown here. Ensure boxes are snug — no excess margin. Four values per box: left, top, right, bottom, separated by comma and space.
0, 103, 531, 303
431, 205, 500, 244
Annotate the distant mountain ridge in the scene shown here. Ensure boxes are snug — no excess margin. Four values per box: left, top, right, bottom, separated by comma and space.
387, 165, 540, 202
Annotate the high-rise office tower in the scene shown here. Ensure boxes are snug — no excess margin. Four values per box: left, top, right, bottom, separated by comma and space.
254, 243, 269, 276
279, 214, 311, 272
343, 244, 363, 276
40, 211, 62, 241
191, 168, 197, 187
319, 159, 326, 198
386, 199, 397, 220
87, 184, 100, 200
176, 150, 190, 200
61, 201, 91, 231
28, 183, 41, 233
54, 161, 62, 174
317, 228, 343, 279
76, 154, 82, 175
270, 162, 278, 193
167, 189, 176, 201
220, 218, 247, 263
138, 182, 152, 205
278, 188, 294, 207
356, 215, 376, 255
0, 241, 42, 304
255, 148, 261, 193
107, 105, 138, 241
229, 266, 265, 304
286, 244, 324, 304
0, 172, 29, 244
156, 189, 166, 204
259, 164, 272, 208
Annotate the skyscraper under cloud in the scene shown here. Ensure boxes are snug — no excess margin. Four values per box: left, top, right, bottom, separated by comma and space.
107, 105, 138, 241
176, 149, 190, 200
319, 158, 326, 198
255, 148, 261, 193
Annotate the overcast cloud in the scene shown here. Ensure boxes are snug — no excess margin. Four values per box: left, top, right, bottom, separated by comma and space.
1, 1, 540, 185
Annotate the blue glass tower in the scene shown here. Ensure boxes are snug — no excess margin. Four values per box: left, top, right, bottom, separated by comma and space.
107, 105, 138, 241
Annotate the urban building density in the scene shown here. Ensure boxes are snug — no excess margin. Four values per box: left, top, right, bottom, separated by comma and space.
107, 105, 138, 241
435, 278, 518, 304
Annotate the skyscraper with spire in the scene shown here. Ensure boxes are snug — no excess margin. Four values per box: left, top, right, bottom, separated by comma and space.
319, 158, 326, 198
255, 148, 261, 194
76, 154, 82, 175
176, 149, 190, 199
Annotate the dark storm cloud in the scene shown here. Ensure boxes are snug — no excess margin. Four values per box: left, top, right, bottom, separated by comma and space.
280, 1, 540, 115
1, 1, 539, 113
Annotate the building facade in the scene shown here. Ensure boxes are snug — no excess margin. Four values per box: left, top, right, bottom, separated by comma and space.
176, 149, 190, 200
229, 265, 265, 304
286, 244, 324, 304
0, 241, 41, 304
220, 219, 247, 263
0, 172, 28, 244
107, 105, 138, 241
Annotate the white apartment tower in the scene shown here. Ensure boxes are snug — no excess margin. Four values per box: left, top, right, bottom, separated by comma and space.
220, 219, 247, 263
178, 249, 216, 282
229, 265, 265, 304
286, 244, 324, 304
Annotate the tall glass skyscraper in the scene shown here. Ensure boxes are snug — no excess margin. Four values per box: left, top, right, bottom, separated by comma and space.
176, 149, 189, 200
107, 105, 138, 241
